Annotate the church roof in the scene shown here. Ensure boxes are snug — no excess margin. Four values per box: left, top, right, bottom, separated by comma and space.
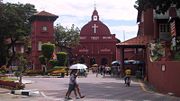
93, 9, 98, 15
80, 9, 111, 35
80, 21, 111, 35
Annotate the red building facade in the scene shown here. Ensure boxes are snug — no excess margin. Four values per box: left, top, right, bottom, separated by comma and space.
72, 9, 118, 67
29, 11, 58, 70
117, 7, 180, 96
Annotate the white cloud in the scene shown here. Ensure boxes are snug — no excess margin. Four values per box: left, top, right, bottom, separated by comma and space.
111, 25, 138, 41
3, 0, 138, 41
4, 0, 137, 20
111, 25, 138, 33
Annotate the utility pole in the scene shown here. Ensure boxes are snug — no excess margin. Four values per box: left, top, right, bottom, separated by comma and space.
123, 30, 125, 42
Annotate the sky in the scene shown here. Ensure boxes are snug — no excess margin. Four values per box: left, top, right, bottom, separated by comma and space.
3, 0, 138, 42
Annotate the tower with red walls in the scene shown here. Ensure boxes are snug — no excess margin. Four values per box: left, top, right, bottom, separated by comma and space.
29, 11, 58, 70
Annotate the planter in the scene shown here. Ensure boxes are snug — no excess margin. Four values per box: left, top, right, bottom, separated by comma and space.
0, 80, 25, 90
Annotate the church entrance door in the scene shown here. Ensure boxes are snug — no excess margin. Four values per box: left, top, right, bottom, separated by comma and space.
101, 58, 108, 65
90, 57, 96, 66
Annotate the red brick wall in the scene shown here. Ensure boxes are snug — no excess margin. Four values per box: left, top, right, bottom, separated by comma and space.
31, 19, 55, 70
143, 8, 154, 36
147, 50, 180, 96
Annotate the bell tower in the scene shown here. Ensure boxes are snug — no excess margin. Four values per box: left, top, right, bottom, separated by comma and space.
91, 3, 99, 21
29, 11, 58, 70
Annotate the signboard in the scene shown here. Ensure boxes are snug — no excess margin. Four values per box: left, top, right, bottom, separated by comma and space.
91, 36, 99, 40
102, 36, 112, 39
80, 37, 87, 40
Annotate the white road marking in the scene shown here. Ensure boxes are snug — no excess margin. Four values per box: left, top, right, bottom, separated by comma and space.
40, 92, 64, 101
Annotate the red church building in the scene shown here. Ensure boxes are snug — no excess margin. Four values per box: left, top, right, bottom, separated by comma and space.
72, 8, 118, 67
29, 11, 58, 70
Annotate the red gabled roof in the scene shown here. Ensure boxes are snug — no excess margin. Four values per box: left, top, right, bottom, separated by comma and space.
116, 35, 149, 46
34, 11, 58, 17
29, 10, 58, 22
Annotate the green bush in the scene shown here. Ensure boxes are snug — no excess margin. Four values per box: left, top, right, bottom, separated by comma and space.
56, 52, 67, 66
39, 55, 46, 65
49, 59, 58, 67
41, 43, 55, 60
174, 51, 180, 60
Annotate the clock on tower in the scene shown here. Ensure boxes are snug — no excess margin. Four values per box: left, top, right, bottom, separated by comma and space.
93, 15, 97, 21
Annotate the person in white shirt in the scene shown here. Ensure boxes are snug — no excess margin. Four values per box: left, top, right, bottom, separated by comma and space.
65, 70, 78, 99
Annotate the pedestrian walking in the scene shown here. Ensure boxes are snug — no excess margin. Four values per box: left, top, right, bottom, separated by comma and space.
65, 70, 78, 100
75, 84, 85, 99
124, 67, 132, 86
96, 66, 100, 77
75, 70, 85, 99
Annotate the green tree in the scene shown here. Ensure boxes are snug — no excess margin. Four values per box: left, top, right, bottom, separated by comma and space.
0, 3, 36, 67
54, 24, 80, 53
40, 42, 55, 74
134, 0, 180, 14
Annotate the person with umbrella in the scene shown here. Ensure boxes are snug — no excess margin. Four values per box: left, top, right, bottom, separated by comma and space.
65, 69, 78, 99
65, 64, 85, 99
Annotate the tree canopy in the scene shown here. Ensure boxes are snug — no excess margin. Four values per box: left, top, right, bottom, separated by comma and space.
134, 0, 180, 14
0, 2, 37, 67
54, 24, 80, 52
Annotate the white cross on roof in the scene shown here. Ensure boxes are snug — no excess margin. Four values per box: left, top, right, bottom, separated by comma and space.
92, 24, 98, 33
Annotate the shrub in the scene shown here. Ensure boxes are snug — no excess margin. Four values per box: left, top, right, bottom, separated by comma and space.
41, 43, 55, 60
39, 55, 46, 65
49, 59, 58, 67
174, 51, 180, 60
56, 52, 67, 66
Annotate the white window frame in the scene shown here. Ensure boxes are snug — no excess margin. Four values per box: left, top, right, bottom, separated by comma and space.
38, 41, 42, 51
21, 46, 24, 53
42, 26, 48, 31
159, 24, 169, 33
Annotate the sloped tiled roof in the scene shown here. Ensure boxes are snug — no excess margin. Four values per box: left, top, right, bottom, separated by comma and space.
29, 10, 58, 22
116, 35, 149, 46
34, 11, 58, 17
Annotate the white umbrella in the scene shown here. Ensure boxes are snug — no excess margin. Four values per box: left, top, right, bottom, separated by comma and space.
111, 61, 121, 65
69, 63, 88, 69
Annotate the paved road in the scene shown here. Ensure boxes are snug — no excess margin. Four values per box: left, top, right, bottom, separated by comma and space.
0, 72, 180, 101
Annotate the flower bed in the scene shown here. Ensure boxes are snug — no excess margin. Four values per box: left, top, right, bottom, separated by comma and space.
25, 70, 44, 76
48, 67, 67, 77
0, 80, 25, 90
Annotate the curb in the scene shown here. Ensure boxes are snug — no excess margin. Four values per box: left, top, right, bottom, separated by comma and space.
11, 89, 40, 96
138, 80, 151, 93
